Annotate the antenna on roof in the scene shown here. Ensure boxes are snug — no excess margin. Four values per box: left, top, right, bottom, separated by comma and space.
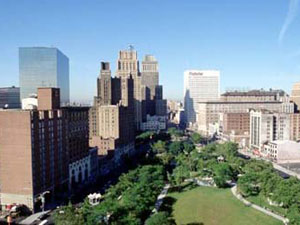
128, 44, 134, 51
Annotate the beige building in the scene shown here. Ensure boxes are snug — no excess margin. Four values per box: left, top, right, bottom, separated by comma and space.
197, 100, 294, 135
291, 82, 300, 112
221, 89, 289, 102
116, 49, 143, 130
262, 140, 300, 163
250, 109, 291, 152
89, 62, 135, 157
290, 113, 300, 142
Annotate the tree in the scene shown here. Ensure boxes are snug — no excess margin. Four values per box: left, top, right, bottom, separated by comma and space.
237, 172, 261, 197
90, 165, 165, 225
145, 212, 175, 225
158, 152, 173, 166
173, 164, 190, 185
167, 128, 183, 139
183, 142, 195, 154
287, 204, 300, 225
168, 141, 183, 156
54, 202, 85, 225
151, 140, 167, 154
213, 163, 234, 188
191, 132, 202, 144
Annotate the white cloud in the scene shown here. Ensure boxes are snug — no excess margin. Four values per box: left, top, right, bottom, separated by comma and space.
278, 0, 300, 44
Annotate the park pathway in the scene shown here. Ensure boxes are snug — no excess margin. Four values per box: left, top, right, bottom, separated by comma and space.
152, 183, 170, 213
231, 185, 288, 225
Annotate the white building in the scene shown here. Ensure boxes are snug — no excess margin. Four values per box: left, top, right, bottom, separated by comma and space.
250, 109, 291, 152
184, 70, 220, 126
262, 140, 300, 163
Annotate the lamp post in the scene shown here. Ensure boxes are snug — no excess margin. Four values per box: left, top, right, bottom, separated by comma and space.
39, 191, 50, 212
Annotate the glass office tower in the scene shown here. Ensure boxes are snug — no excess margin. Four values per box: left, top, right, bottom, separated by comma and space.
19, 47, 69, 104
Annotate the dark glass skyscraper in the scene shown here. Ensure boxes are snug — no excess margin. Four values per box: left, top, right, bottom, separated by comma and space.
19, 47, 69, 104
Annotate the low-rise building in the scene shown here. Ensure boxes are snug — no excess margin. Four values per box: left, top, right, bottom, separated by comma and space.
140, 115, 167, 131
197, 100, 294, 135
290, 113, 300, 142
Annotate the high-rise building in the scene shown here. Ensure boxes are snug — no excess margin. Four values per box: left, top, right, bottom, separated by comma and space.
0, 88, 93, 211
19, 47, 69, 104
140, 55, 167, 131
116, 49, 142, 130
184, 70, 220, 125
291, 82, 300, 112
89, 62, 135, 157
141, 55, 159, 100
0, 86, 21, 109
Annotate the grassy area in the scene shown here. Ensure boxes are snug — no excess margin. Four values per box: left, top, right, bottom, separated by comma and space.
247, 194, 287, 217
164, 185, 283, 225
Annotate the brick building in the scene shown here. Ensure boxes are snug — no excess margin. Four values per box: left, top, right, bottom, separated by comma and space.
0, 88, 94, 211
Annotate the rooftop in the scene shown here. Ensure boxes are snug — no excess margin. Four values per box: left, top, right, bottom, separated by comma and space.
222, 89, 286, 97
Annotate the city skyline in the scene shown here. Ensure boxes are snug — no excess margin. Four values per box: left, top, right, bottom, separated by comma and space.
1, 0, 300, 102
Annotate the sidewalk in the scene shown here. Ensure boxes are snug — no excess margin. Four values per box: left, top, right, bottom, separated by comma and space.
231, 186, 288, 225
152, 183, 170, 213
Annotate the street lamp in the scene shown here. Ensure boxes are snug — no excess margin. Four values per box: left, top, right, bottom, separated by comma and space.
38, 191, 50, 212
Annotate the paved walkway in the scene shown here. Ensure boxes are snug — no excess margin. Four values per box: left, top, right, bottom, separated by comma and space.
152, 183, 170, 213
231, 186, 288, 224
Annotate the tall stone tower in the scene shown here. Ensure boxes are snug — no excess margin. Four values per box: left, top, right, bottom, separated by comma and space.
89, 62, 135, 156
116, 48, 143, 130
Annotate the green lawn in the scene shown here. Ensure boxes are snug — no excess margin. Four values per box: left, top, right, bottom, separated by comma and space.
165, 186, 283, 225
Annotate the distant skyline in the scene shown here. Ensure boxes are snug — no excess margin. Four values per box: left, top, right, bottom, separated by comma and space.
1, 0, 300, 102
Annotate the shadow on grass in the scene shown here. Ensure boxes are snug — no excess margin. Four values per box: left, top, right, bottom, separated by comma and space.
160, 196, 177, 215
159, 193, 204, 225
169, 182, 198, 193
184, 223, 204, 225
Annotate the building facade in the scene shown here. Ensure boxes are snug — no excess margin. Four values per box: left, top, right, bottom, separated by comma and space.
0, 88, 93, 211
197, 99, 294, 135
291, 82, 300, 112
219, 112, 250, 135
19, 47, 69, 104
262, 140, 300, 163
290, 113, 300, 142
89, 62, 135, 157
116, 49, 142, 130
221, 89, 288, 102
250, 109, 291, 152
184, 70, 220, 125
0, 86, 21, 109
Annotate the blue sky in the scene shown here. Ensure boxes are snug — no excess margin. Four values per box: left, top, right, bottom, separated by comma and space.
1, 0, 300, 102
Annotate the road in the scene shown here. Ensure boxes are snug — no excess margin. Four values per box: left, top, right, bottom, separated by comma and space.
238, 149, 300, 179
